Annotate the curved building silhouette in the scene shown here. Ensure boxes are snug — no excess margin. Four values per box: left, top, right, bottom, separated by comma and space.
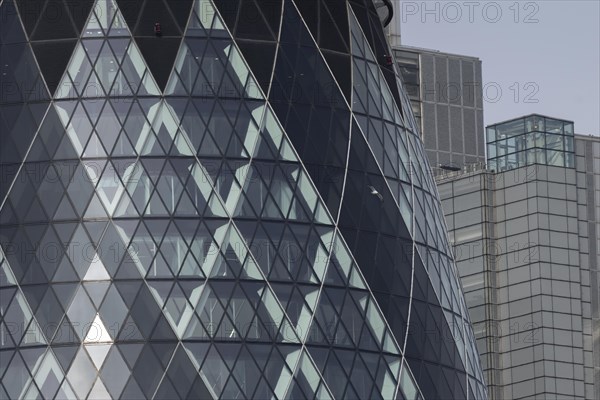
0, 0, 487, 399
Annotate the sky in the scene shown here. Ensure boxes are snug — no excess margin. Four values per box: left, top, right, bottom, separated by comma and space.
395, 0, 600, 135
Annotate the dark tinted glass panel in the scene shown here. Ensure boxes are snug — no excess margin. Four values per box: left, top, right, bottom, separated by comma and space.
235, 0, 274, 40
31, 40, 77, 94
69, 0, 95, 32
30, 0, 77, 40
236, 40, 276, 93
115, 0, 141, 31
318, 1, 348, 52
323, 51, 351, 100
254, 0, 281, 33
165, 0, 194, 32
0, 0, 28, 44
135, 38, 181, 91
135, 0, 180, 36
212, 0, 240, 29
14, 0, 42, 35
294, 0, 318, 33
325, 0, 350, 43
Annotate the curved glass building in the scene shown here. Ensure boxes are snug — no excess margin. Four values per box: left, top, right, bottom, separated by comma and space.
0, 0, 487, 399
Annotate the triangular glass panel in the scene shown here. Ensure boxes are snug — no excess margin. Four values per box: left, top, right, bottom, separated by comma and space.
83, 282, 110, 310
100, 346, 129, 398
182, 315, 209, 341
218, 376, 244, 400
194, 284, 229, 339
114, 316, 141, 341
206, 3, 229, 37
122, 101, 151, 152
162, 286, 193, 337
167, 40, 203, 95
209, 225, 262, 280
121, 44, 160, 96
113, 344, 142, 372
107, 3, 129, 37
198, 345, 229, 397
83, 257, 111, 281
82, 7, 104, 37
2, 353, 30, 399
150, 315, 178, 341
0, 252, 18, 287
0, 0, 28, 44
83, 192, 108, 219
188, 4, 209, 34
83, 0, 112, 36
94, 103, 121, 149
253, 115, 314, 174
165, 71, 190, 96
85, 343, 111, 370
49, 316, 77, 346
51, 131, 79, 161
227, 45, 263, 100
111, 130, 137, 159
66, 348, 100, 399
246, 376, 275, 400
20, 317, 47, 347
53, 378, 77, 400
53, 194, 78, 220
22, 382, 42, 400
88, 378, 111, 400
65, 287, 97, 342
4, 289, 32, 337
179, 252, 204, 278
90, 41, 119, 94
0, 29, 48, 102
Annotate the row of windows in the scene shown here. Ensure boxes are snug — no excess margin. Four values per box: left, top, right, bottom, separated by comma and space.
499, 344, 587, 371
494, 165, 577, 190
505, 378, 586, 399
495, 296, 583, 320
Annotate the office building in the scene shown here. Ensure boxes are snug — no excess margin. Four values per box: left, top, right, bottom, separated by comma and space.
0, 0, 487, 399
436, 114, 599, 399
387, 2, 599, 397
383, 2, 485, 173
392, 46, 485, 172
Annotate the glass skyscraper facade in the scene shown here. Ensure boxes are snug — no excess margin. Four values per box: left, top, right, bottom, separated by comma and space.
0, 0, 486, 399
